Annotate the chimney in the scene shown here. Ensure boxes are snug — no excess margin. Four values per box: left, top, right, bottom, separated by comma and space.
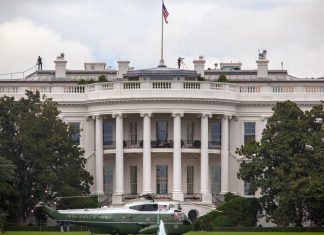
193, 56, 206, 77
54, 53, 67, 79
256, 50, 269, 79
117, 61, 130, 79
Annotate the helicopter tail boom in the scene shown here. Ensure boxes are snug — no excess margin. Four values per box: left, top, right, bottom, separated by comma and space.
35, 202, 64, 220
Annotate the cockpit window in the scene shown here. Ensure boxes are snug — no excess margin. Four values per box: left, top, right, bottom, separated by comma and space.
130, 204, 158, 211
174, 212, 186, 221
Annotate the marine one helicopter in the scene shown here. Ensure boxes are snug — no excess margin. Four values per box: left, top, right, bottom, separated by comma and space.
36, 194, 192, 235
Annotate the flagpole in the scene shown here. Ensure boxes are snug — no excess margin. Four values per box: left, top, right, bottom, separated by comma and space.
159, 0, 165, 67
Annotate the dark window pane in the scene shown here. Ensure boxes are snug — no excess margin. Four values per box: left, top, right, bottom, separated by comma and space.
187, 166, 194, 194
244, 122, 256, 144
103, 122, 113, 145
69, 122, 80, 145
211, 122, 221, 145
130, 166, 137, 195
156, 120, 168, 142
156, 165, 168, 194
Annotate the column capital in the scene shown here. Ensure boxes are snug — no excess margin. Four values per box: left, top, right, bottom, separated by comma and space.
260, 116, 269, 121
222, 114, 231, 120
112, 113, 123, 118
201, 113, 212, 119
86, 116, 93, 121
93, 115, 102, 120
140, 112, 152, 118
232, 116, 239, 121
171, 112, 184, 118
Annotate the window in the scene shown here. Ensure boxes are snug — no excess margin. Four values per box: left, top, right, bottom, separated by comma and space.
103, 166, 113, 195
244, 181, 254, 196
187, 122, 194, 144
130, 122, 137, 145
156, 165, 168, 195
211, 166, 221, 194
130, 166, 137, 195
130, 204, 158, 211
103, 122, 113, 145
187, 166, 194, 195
244, 122, 256, 144
211, 122, 221, 145
156, 120, 168, 142
69, 122, 80, 145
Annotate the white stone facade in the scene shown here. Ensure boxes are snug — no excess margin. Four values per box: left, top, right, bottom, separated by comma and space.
1, 54, 323, 215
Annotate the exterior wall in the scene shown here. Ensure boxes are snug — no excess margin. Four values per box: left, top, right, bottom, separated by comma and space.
0, 79, 323, 209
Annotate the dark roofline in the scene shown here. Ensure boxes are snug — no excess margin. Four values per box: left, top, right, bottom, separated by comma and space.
205, 69, 288, 75
125, 68, 199, 78
25, 70, 117, 78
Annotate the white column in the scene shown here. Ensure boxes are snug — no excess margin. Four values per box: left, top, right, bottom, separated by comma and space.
112, 113, 124, 204
141, 113, 152, 194
200, 113, 212, 203
95, 115, 104, 194
172, 113, 184, 201
221, 114, 229, 194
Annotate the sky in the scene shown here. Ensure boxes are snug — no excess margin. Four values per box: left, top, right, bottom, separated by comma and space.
0, 0, 323, 78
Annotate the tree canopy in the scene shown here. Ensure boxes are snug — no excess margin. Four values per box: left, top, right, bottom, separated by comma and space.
193, 193, 260, 230
0, 91, 93, 224
237, 101, 324, 226
217, 73, 229, 83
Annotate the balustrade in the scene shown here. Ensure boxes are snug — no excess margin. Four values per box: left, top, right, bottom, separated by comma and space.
64, 85, 85, 93
152, 81, 171, 89
0, 81, 322, 102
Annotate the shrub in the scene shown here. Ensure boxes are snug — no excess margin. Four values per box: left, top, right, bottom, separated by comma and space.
197, 77, 206, 81
192, 210, 222, 231
212, 215, 234, 227
218, 193, 261, 227
217, 73, 228, 82
98, 74, 108, 82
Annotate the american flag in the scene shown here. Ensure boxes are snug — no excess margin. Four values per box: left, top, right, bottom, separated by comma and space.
162, 3, 169, 24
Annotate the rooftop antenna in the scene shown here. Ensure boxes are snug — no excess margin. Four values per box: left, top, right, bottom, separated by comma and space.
281, 61, 284, 70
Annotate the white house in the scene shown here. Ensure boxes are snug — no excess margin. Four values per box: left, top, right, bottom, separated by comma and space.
1, 51, 323, 218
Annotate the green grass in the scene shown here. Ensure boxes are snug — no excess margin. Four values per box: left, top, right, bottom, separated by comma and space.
4, 232, 324, 235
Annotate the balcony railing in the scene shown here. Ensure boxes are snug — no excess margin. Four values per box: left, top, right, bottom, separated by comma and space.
124, 140, 143, 149
103, 141, 116, 149
181, 139, 201, 149
208, 141, 221, 150
0, 81, 323, 103
104, 140, 220, 150
151, 140, 173, 148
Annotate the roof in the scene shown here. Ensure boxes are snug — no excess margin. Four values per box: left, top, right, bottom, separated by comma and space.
125, 66, 199, 78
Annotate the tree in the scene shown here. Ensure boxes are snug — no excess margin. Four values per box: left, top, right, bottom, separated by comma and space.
217, 73, 228, 82
98, 74, 108, 82
0, 156, 17, 232
0, 91, 93, 224
237, 101, 324, 226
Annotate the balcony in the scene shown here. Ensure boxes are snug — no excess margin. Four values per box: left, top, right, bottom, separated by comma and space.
104, 140, 221, 150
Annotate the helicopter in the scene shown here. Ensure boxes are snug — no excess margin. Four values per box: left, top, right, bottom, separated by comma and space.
35, 194, 193, 235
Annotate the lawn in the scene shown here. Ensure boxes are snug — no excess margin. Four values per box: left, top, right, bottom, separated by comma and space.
3, 232, 324, 235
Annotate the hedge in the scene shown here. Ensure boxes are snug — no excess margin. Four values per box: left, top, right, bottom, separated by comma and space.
6, 226, 86, 231
211, 227, 324, 232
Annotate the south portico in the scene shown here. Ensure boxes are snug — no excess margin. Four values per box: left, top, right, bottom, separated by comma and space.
90, 110, 232, 205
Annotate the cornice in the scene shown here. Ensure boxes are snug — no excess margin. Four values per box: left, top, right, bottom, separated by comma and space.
56, 98, 322, 108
